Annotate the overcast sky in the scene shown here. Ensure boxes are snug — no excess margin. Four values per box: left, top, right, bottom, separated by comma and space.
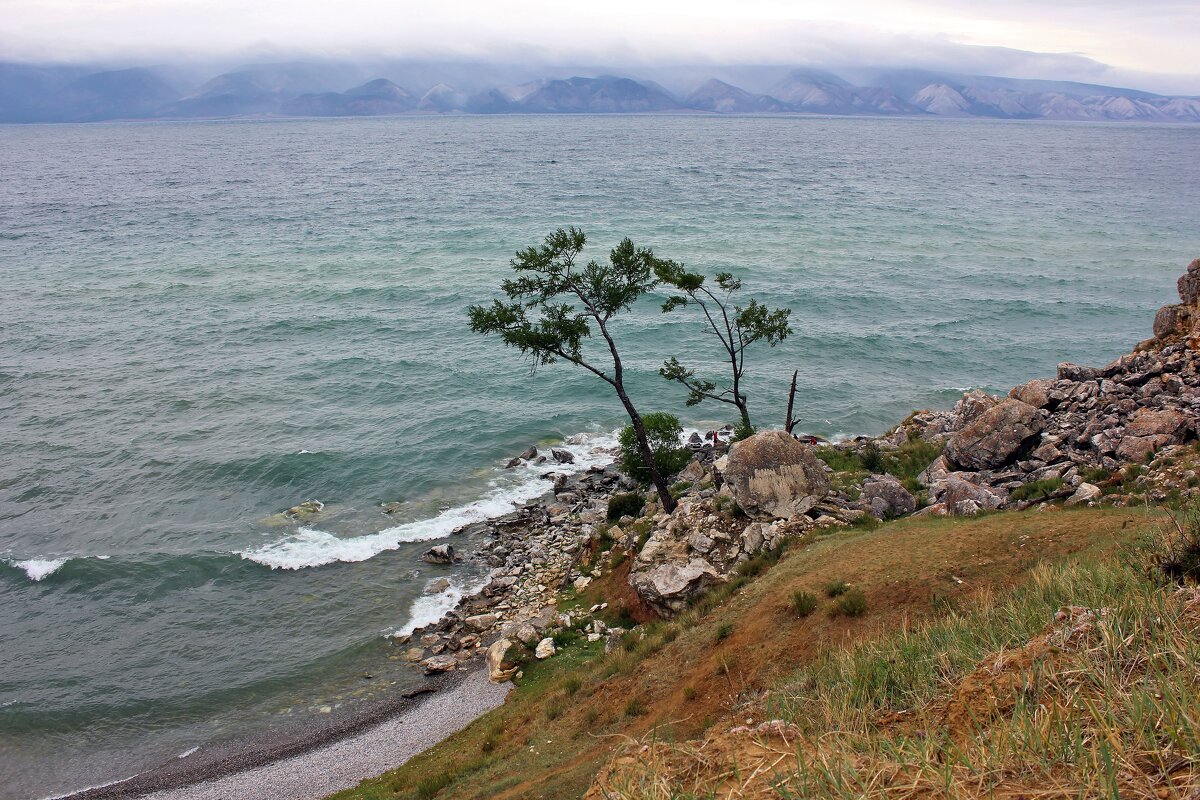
3, 0, 1198, 93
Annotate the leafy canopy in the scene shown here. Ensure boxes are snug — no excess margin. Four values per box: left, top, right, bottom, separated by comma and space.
467, 227, 672, 382
618, 412, 690, 485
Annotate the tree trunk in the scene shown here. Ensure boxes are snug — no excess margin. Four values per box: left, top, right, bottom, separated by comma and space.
785, 370, 799, 433
616, 388, 677, 514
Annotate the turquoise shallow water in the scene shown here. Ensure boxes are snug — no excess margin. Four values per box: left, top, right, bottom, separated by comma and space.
1, 115, 1198, 798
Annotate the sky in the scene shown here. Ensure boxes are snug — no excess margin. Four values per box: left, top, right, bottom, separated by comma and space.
3, 0, 1198, 93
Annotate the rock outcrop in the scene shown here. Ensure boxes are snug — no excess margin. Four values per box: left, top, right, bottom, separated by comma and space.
722, 430, 831, 519
945, 399, 1046, 470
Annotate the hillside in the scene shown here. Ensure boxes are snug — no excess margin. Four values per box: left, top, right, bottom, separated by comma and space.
330, 505, 1196, 799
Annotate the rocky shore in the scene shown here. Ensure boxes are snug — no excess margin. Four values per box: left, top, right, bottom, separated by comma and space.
394, 258, 1200, 681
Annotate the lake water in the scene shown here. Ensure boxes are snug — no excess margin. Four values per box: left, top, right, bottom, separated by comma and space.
1, 114, 1198, 798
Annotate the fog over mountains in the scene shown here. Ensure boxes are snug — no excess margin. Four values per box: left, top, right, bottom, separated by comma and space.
3, 60, 1199, 123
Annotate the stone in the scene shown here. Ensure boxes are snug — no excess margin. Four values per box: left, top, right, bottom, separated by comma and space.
1009, 379, 1055, 409
505, 457, 522, 469
918, 455, 952, 486
425, 577, 451, 594
572, 576, 592, 591
519, 446, 538, 460
952, 390, 1000, 428
721, 430, 831, 519
486, 638, 519, 682
551, 448, 576, 464
860, 474, 917, 517
679, 458, 706, 483
629, 558, 723, 616
420, 544, 456, 564
945, 399, 1045, 470
535, 637, 556, 659
420, 654, 458, 674
932, 475, 1008, 510
1065, 482, 1102, 507
1126, 408, 1189, 438
404, 647, 424, 662
465, 613, 498, 631
1058, 363, 1099, 382
1178, 258, 1200, 305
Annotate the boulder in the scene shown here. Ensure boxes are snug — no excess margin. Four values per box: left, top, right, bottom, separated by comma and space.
945, 399, 1045, 470
551, 448, 576, 464
1065, 482, 1102, 507
861, 474, 917, 518
678, 458, 706, 483
420, 654, 458, 674
1178, 257, 1200, 305
425, 577, 451, 594
420, 544, 456, 564
918, 454, 952, 486
486, 638, 520, 682
1126, 408, 1189, 438
1009, 379, 1055, 409
629, 558, 723, 617
1058, 363, 1099, 382
721, 430, 831, 519
465, 613, 498, 631
519, 446, 538, 460
931, 475, 1008, 510
951, 390, 1000, 429
535, 637, 556, 659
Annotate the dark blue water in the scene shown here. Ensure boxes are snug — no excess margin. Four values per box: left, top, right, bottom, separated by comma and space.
1, 115, 1197, 798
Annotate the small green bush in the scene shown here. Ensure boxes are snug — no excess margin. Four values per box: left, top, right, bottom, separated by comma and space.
832, 588, 868, 617
1010, 477, 1066, 502
414, 771, 454, 800
683, 686, 697, 701
715, 622, 734, 641
825, 580, 850, 598
607, 492, 645, 522
562, 675, 583, 696
624, 697, 646, 717
792, 590, 818, 617
618, 412, 691, 484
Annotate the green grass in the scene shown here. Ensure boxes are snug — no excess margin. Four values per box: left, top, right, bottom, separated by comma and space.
824, 580, 850, 598
1010, 477, 1066, 502
714, 622, 734, 642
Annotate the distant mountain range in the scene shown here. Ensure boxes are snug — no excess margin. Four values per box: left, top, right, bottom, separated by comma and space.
2, 62, 1198, 123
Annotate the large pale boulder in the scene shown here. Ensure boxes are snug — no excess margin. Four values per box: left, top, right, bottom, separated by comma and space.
721, 431, 831, 519
628, 558, 723, 617
1008, 379, 1055, 409
945, 399, 1045, 470
486, 638, 520, 683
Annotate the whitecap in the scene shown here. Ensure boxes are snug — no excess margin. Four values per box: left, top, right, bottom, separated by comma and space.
240, 430, 619, 571
10, 558, 68, 582
389, 576, 484, 639
177, 746, 199, 759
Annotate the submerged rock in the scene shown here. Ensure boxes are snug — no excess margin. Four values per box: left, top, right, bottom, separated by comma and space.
420, 544, 456, 564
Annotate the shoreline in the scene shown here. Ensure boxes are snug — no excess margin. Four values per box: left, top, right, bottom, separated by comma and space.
63, 666, 508, 800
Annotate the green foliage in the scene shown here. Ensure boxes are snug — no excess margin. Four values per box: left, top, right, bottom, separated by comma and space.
792, 590, 818, 617
825, 580, 850, 598
860, 442, 883, 473
624, 697, 647, 717
414, 771, 454, 800
607, 492, 646, 522
715, 622, 735, 642
618, 413, 690, 484
654, 263, 793, 431
732, 419, 755, 441
561, 675, 583, 696
1010, 477, 1066, 502
831, 588, 868, 617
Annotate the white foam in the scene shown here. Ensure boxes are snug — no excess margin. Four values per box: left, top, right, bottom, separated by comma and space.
10, 558, 67, 582
178, 746, 199, 759
389, 576, 486, 639
239, 430, 619, 571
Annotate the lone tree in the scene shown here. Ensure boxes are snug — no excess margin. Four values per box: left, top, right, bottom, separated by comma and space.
655, 265, 793, 435
467, 227, 679, 513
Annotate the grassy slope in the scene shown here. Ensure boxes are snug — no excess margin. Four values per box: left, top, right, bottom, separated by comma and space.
330, 506, 1163, 800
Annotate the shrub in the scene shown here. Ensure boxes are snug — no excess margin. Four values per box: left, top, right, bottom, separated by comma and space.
415, 770, 454, 800
624, 697, 647, 717
1142, 501, 1200, 585
793, 590, 818, 617
562, 675, 583, 696
715, 622, 734, 642
618, 412, 691, 484
733, 419, 755, 441
825, 580, 850, 598
861, 441, 883, 472
607, 492, 645, 522
1010, 477, 1066, 502
831, 588, 868, 617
